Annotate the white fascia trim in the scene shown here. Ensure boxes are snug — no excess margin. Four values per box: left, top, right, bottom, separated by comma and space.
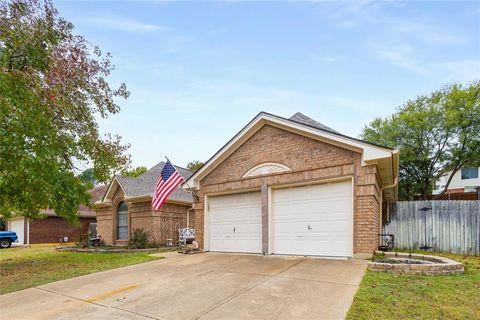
94, 200, 111, 208
102, 179, 117, 202
100, 177, 128, 204
184, 113, 397, 189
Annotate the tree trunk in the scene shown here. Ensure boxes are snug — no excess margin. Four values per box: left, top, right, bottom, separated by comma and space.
433, 165, 465, 200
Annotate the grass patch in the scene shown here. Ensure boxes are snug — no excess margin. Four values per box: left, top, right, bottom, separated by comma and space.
347, 251, 480, 320
0, 245, 163, 294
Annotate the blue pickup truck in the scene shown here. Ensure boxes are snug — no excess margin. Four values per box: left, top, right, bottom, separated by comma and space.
0, 231, 18, 248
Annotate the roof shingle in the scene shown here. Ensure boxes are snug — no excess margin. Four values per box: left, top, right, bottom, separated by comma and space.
114, 162, 194, 203
289, 112, 339, 133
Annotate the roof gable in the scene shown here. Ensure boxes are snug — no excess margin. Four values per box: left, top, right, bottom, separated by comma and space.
100, 162, 194, 205
184, 112, 399, 189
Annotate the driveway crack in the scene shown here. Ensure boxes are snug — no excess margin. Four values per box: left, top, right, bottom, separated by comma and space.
34, 287, 167, 320
274, 275, 360, 287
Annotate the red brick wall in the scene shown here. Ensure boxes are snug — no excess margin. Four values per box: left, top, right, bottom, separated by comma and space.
29, 217, 95, 244
95, 185, 125, 244
130, 201, 189, 244
194, 124, 381, 255
95, 184, 191, 245
202, 125, 355, 186
354, 155, 381, 253
188, 209, 195, 228
96, 206, 113, 244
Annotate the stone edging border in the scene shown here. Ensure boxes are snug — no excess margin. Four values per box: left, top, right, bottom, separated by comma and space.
56, 246, 178, 253
368, 251, 464, 275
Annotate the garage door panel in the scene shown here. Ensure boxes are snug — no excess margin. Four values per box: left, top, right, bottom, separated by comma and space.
209, 192, 262, 253
273, 181, 353, 257
210, 224, 234, 235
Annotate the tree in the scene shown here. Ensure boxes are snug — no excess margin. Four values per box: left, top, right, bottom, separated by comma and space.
78, 168, 98, 189
186, 160, 204, 173
122, 166, 147, 178
0, 0, 130, 223
361, 82, 480, 200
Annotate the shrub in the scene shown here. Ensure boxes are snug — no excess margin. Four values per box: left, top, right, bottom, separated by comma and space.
75, 233, 89, 248
128, 228, 153, 249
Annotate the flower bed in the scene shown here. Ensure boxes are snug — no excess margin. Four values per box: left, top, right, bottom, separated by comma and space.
369, 251, 464, 275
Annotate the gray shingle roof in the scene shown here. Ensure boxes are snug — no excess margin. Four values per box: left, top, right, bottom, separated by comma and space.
115, 162, 194, 203
289, 112, 339, 133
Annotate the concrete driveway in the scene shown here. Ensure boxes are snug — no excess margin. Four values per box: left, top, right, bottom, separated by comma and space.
0, 253, 367, 320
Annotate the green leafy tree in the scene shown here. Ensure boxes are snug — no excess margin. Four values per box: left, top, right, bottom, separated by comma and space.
122, 166, 147, 178
186, 160, 204, 173
361, 82, 480, 200
78, 168, 97, 189
0, 0, 130, 223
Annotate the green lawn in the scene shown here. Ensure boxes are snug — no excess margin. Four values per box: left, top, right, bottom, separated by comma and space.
347, 251, 480, 320
0, 245, 163, 294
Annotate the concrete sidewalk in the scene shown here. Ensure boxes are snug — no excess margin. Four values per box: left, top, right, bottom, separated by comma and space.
0, 253, 367, 320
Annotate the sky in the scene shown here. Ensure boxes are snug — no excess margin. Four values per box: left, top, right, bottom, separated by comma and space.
54, 0, 480, 170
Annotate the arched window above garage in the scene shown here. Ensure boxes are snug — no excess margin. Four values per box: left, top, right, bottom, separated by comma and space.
242, 162, 291, 178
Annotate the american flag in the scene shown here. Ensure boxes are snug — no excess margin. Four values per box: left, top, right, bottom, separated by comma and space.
152, 160, 185, 211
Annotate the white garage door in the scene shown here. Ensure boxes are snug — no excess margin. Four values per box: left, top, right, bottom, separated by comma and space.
9, 218, 25, 245
273, 180, 353, 257
208, 192, 262, 253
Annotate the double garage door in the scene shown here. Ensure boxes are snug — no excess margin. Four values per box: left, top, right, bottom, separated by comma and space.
208, 180, 353, 257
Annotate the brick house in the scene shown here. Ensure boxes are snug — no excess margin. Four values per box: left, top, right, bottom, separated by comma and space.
184, 112, 399, 258
6, 185, 105, 245
94, 162, 194, 245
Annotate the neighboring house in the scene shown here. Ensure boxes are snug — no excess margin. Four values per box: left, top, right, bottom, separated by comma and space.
94, 162, 194, 245
7, 185, 106, 245
433, 167, 480, 195
184, 112, 399, 259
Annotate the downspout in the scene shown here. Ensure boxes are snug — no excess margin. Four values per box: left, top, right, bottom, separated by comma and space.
379, 190, 383, 235
380, 152, 399, 235
381, 177, 398, 192
382, 151, 399, 192
381, 176, 398, 227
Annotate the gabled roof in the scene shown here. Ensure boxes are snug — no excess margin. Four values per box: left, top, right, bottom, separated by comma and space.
184, 111, 399, 193
99, 162, 194, 205
289, 112, 339, 133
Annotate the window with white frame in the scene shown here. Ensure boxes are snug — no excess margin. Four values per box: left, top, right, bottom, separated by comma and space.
117, 201, 128, 240
461, 167, 479, 180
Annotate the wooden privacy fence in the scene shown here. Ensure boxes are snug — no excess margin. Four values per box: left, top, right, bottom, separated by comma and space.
383, 200, 480, 255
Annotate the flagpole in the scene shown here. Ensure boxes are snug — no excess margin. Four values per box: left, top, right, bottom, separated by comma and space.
165, 156, 199, 201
